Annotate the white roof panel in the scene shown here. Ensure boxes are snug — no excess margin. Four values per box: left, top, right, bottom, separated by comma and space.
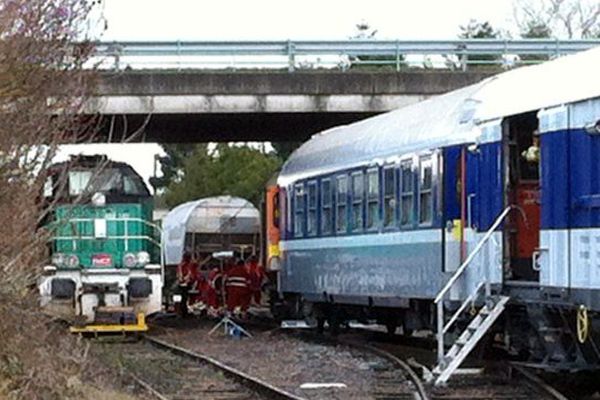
279, 46, 600, 185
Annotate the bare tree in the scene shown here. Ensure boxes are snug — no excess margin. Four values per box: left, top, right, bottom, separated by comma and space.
513, 0, 600, 38
0, 0, 108, 398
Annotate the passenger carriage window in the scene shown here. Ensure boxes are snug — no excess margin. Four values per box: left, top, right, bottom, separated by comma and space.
321, 179, 333, 235
383, 167, 396, 228
400, 161, 414, 227
336, 175, 347, 233
286, 188, 292, 238
294, 184, 305, 237
307, 181, 317, 236
351, 171, 364, 231
366, 169, 379, 230
419, 157, 433, 225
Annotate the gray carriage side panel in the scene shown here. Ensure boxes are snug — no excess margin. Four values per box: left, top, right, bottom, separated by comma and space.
280, 230, 444, 301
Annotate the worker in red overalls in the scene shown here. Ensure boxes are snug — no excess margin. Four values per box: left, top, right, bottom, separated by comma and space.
189, 254, 212, 310
175, 252, 198, 317
245, 255, 265, 306
206, 264, 224, 317
225, 258, 250, 315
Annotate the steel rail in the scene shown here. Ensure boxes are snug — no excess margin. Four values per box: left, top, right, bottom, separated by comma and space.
142, 335, 306, 400
287, 329, 430, 400
341, 339, 430, 400
510, 363, 570, 400
129, 373, 169, 400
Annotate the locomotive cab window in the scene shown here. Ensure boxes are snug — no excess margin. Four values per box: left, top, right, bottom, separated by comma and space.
321, 178, 333, 235
383, 166, 396, 228
351, 171, 364, 232
43, 177, 54, 198
336, 175, 348, 233
400, 161, 414, 227
419, 157, 433, 225
294, 184, 305, 237
366, 168, 379, 230
68, 170, 93, 196
307, 181, 318, 236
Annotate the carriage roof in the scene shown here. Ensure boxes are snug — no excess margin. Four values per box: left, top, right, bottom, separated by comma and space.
279, 46, 600, 185
162, 196, 260, 265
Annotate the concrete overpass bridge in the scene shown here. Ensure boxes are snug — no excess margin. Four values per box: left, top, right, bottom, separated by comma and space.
93, 70, 491, 142
89, 39, 600, 142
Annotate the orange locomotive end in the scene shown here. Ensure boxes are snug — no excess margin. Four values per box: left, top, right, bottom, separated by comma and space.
265, 184, 281, 272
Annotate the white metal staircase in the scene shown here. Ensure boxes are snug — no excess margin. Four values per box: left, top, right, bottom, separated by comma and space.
433, 206, 514, 386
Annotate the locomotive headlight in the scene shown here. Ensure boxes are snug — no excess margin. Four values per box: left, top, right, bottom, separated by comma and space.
91, 192, 106, 207
137, 251, 150, 266
66, 254, 79, 268
123, 252, 137, 268
51, 253, 66, 267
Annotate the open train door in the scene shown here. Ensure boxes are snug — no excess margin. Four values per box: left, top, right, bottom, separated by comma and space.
502, 112, 541, 283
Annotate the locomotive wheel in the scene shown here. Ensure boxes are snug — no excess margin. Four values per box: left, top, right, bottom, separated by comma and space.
328, 314, 341, 336
386, 322, 397, 335
316, 317, 325, 334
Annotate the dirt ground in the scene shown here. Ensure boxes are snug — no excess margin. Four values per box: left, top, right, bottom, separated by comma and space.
152, 317, 414, 400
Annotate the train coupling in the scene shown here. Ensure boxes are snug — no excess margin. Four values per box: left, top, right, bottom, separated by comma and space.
69, 306, 148, 334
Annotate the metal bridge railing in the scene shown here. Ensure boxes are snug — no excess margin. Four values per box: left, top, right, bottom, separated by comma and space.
92, 39, 600, 71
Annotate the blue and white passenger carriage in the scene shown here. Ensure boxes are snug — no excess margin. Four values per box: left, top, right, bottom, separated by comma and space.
270, 47, 600, 383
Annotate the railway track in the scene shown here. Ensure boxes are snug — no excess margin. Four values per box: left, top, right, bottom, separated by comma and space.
80, 314, 573, 400
147, 319, 425, 400
119, 335, 304, 400
288, 328, 572, 400
279, 331, 428, 400
357, 344, 429, 400
366, 341, 571, 400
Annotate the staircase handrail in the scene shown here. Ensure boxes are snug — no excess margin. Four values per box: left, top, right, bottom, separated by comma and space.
434, 205, 513, 305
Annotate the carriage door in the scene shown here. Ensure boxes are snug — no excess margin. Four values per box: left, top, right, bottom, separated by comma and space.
442, 145, 465, 273
504, 112, 541, 282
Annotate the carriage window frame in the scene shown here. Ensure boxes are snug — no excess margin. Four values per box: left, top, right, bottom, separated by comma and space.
293, 183, 305, 238
383, 165, 396, 228
351, 171, 365, 232
419, 156, 434, 226
366, 168, 380, 231
285, 187, 292, 239
336, 175, 348, 234
400, 160, 414, 228
307, 180, 318, 236
321, 178, 333, 235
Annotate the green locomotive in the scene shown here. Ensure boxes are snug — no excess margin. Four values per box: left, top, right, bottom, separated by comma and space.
38, 155, 163, 331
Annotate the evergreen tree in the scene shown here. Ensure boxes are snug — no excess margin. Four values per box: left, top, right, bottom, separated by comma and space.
459, 20, 501, 68
163, 144, 281, 208
520, 21, 553, 63
349, 21, 406, 71
271, 141, 303, 161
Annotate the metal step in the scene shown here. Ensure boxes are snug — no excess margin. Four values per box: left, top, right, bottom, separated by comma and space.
433, 295, 510, 386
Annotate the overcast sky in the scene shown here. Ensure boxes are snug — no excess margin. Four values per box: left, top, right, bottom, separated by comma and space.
98, 0, 517, 41
65, 0, 519, 188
